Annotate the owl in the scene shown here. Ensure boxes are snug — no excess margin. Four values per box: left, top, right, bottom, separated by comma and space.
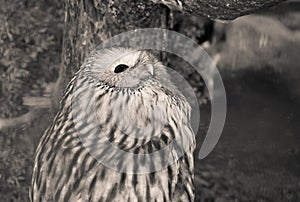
30, 48, 196, 202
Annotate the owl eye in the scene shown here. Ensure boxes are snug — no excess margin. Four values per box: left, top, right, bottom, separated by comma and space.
114, 64, 129, 73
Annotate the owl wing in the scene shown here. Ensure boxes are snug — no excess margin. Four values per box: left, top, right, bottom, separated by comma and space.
173, 149, 195, 201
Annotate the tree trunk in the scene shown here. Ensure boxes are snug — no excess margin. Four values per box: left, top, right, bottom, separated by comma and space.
53, 0, 168, 110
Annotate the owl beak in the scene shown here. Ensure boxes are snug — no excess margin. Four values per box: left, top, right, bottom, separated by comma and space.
146, 64, 154, 76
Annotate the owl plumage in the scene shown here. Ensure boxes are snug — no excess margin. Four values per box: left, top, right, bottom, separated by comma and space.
30, 48, 195, 202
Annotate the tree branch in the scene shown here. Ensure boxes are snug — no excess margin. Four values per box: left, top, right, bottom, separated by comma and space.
0, 109, 45, 131
0, 96, 51, 130
152, 0, 287, 20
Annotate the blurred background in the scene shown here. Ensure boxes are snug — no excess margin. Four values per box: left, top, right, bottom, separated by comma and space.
0, 0, 299, 201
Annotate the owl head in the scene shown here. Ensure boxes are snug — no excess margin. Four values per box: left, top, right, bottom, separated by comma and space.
87, 48, 173, 89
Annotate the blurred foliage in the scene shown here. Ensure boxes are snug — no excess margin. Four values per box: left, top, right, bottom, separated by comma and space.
0, 128, 33, 202
0, 0, 63, 201
0, 0, 63, 118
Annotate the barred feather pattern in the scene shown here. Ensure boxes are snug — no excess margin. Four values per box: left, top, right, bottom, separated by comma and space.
30, 48, 196, 202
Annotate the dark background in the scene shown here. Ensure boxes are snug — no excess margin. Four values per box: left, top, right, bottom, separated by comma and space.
0, 0, 299, 201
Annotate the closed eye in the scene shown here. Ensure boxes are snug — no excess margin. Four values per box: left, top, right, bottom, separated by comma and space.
114, 64, 129, 73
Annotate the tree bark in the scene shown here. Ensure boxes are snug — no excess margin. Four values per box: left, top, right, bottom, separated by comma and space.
53, 0, 168, 110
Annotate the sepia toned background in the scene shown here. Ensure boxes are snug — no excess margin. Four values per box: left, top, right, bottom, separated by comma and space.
0, 0, 299, 201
